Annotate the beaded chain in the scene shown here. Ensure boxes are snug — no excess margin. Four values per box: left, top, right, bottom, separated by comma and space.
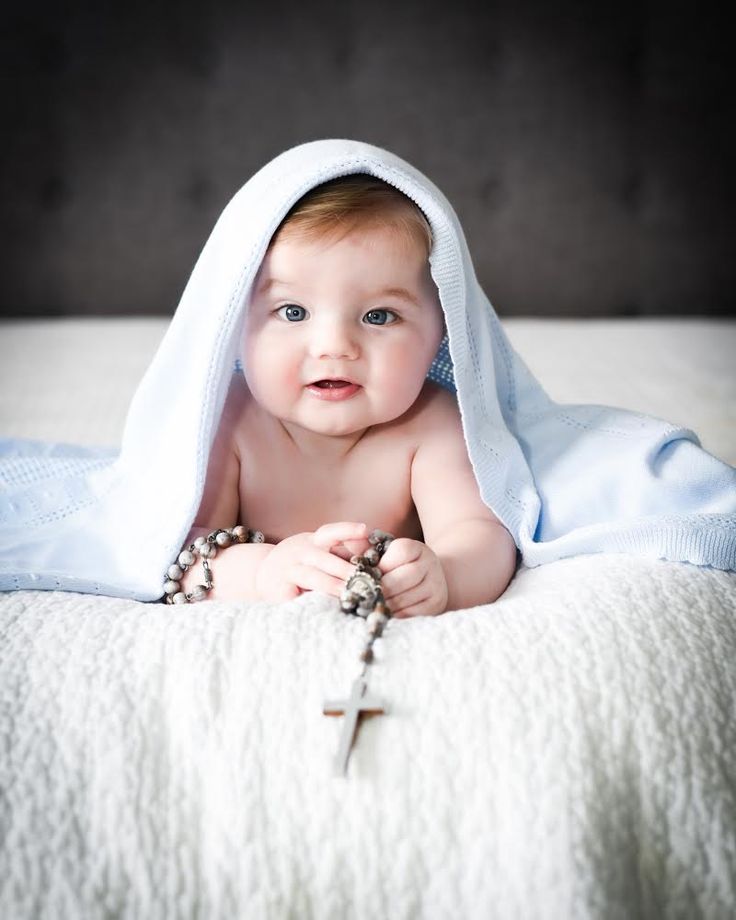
323, 528, 395, 774
339, 529, 395, 661
164, 525, 396, 774
163, 525, 393, 622
163, 525, 265, 604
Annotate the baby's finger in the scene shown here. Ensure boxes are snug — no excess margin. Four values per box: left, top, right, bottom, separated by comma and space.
384, 576, 428, 613
303, 546, 357, 583
380, 564, 425, 600
312, 521, 368, 551
290, 563, 351, 598
393, 600, 434, 619
336, 536, 372, 559
378, 538, 423, 573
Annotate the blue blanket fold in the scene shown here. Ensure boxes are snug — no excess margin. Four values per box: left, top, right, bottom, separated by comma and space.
1, 139, 735, 599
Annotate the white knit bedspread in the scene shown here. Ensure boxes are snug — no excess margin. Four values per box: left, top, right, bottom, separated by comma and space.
1, 553, 734, 919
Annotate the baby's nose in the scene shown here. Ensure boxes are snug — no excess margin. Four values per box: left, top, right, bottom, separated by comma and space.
310, 318, 360, 360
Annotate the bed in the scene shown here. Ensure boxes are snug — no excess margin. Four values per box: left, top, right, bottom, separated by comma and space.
1, 317, 734, 919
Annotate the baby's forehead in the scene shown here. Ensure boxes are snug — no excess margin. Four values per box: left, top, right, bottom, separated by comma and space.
266, 224, 427, 270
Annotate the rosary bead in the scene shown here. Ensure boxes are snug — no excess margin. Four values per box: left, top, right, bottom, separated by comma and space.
364, 548, 380, 565
368, 529, 392, 545
166, 524, 276, 605
360, 646, 374, 664
190, 584, 208, 601
366, 611, 387, 636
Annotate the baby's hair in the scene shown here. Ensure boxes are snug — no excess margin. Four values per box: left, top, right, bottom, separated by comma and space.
271, 174, 433, 256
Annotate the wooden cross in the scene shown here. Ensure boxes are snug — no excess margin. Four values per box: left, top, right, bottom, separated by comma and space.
323, 676, 386, 775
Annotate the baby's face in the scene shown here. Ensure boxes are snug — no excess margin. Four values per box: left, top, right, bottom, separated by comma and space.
242, 222, 445, 439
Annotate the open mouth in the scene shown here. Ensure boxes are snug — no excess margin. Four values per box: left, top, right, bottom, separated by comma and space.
306, 379, 361, 401
311, 380, 352, 389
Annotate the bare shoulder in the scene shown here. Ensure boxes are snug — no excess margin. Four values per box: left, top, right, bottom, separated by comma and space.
194, 375, 247, 528
407, 380, 463, 440
219, 373, 250, 430
215, 373, 260, 460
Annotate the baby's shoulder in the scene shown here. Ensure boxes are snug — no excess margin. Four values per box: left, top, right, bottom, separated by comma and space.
408, 380, 461, 430
376, 380, 461, 453
219, 374, 257, 428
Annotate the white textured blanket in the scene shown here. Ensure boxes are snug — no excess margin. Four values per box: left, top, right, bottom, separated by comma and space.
2, 317, 735, 917
1, 553, 734, 919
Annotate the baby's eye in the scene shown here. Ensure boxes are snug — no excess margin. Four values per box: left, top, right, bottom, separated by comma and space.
276, 304, 309, 322
363, 309, 398, 326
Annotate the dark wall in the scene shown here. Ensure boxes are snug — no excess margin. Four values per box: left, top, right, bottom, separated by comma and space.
1, 0, 733, 318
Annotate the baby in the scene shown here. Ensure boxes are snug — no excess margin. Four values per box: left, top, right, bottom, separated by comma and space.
181, 175, 517, 616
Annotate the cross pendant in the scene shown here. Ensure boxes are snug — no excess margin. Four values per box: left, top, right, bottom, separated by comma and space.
323, 675, 386, 775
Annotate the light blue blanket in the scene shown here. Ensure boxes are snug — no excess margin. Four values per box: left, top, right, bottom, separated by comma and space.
2, 139, 735, 600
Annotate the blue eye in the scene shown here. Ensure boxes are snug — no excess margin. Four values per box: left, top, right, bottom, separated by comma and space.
364, 309, 398, 326
277, 304, 308, 322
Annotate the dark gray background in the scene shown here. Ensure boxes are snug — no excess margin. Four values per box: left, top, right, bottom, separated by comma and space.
1, 0, 733, 318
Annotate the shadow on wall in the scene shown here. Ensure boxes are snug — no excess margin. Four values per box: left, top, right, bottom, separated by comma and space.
1, 0, 734, 318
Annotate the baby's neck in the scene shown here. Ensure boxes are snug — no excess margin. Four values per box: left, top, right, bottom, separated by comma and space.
276, 418, 371, 463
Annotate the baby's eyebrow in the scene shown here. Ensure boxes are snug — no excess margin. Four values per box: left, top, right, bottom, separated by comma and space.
258, 279, 421, 306
259, 278, 291, 293
368, 287, 420, 306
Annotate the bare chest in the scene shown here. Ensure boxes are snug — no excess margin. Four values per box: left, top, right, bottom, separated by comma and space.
237, 434, 422, 544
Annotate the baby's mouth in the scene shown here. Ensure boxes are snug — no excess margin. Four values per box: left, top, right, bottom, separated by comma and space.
306, 378, 362, 401
311, 379, 352, 389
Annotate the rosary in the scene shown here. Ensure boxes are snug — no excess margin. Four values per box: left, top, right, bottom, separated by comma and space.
323, 528, 394, 775
164, 525, 396, 776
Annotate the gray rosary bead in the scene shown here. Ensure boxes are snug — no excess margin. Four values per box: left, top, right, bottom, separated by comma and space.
363, 547, 380, 566
366, 609, 388, 636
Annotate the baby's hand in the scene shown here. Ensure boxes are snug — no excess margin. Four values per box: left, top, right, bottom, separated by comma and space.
378, 538, 449, 618
255, 522, 369, 602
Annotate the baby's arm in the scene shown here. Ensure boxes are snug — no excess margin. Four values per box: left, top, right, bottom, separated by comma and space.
177, 391, 362, 602
177, 400, 275, 601
382, 391, 517, 616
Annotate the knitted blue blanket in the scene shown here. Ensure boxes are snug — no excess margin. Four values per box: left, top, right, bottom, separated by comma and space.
2, 139, 735, 599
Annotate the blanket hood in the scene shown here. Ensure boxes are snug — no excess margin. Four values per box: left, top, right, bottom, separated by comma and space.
2, 139, 735, 599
